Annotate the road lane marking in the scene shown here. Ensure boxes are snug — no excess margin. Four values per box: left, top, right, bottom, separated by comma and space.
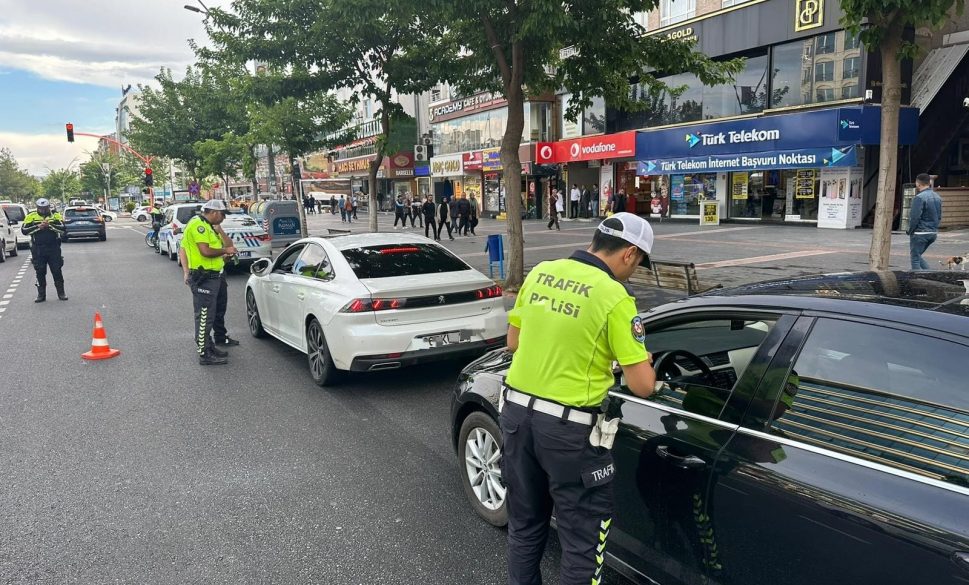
694, 250, 837, 270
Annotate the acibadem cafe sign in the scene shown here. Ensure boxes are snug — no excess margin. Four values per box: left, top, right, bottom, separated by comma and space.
638, 146, 857, 175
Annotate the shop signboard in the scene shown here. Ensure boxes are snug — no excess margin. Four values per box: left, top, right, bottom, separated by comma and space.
731, 172, 749, 200
536, 131, 636, 164
599, 163, 614, 216
700, 201, 720, 226
635, 106, 918, 160
463, 151, 483, 171
430, 154, 464, 177
637, 146, 857, 176
429, 92, 507, 123
482, 148, 502, 171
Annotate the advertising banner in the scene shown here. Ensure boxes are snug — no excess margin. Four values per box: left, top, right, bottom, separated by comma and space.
700, 201, 720, 226
536, 131, 636, 164
795, 169, 817, 199
731, 173, 749, 200
817, 168, 850, 229
463, 151, 483, 171
482, 148, 502, 171
638, 146, 856, 176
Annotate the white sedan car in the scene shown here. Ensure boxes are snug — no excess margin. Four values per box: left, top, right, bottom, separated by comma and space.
245, 234, 508, 386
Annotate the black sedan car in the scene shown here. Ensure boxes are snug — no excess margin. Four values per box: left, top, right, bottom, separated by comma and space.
451, 271, 969, 585
61, 206, 106, 242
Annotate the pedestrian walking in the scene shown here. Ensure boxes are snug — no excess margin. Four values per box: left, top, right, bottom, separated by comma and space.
307, 195, 317, 214
908, 173, 943, 270
501, 212, 657, 585
591, 185, 600, 218
469, 195, 479, 236
555, 188, 566, 222
330, 195, 337, 215
352, 193, 359, 219
178, 199, 236, 366
411, 195, 423, 228
344, 194, 353, 224
570, 184, 581, 218
449, 197, 460, 233
405, 195, 416, 227
423, 196, 439, 240
581, 185, 591, 218
547, 189, 561, 231
21, 198, 67, 302
394, 195, 407, 228
457, 196, 472, 236
614, 190, 627, 214
339, 195, 348, 223
438, 197, 454, 241
316, 197, 323, 214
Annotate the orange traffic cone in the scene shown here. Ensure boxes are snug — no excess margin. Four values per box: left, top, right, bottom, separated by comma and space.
82, 312, 121, 361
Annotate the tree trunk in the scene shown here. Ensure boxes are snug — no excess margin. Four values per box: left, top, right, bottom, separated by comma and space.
290, 154, 308, 237
502, 85, 526, 289
368, 157, 382, 233
267, 144, 278, 195
869, 28, 904, 270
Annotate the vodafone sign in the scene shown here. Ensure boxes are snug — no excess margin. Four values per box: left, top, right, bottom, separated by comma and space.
536, 131, 636, 164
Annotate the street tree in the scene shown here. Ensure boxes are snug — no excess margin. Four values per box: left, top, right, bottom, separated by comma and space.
195, 132, 247, 202
41, 168, 82, 201
443, 2, 742, 288
0, 148, 40, 203
841, 0, 965, 270
205, 0, 453, 233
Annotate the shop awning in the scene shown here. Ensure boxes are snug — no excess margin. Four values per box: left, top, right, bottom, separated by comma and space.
911, 43, 969, 114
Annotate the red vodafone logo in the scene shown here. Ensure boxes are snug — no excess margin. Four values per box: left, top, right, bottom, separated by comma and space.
539, 131, 636, 164
570, 143, 581, 159
538, 144, 553, 162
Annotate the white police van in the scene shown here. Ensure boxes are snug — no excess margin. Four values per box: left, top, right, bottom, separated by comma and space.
158, 203, 272, 265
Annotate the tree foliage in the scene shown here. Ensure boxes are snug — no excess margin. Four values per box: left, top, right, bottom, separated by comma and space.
443, 0, 743, 287
204, 0, 453, 231
41, 168, 82, 201
841, 0, 964, 269
0, 148, 40, 202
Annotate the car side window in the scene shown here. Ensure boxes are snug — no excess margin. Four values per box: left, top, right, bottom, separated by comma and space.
768, 318, 969, 487
292, 244, 334, 280
273, 244, 305, 274
633, 315, 778, 421
164, 210, 174, 223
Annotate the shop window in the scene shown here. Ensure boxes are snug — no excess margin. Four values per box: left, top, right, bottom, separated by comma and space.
771, 39, 814, 108
842, 84, 860, 99
661, 0, 695, 27
816, 33, 836, 55
815, 61, 834, 82
816, 88, 835, 102
843, 56, 860, 79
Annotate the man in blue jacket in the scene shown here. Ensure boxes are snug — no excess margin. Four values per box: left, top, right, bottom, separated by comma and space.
907, 173, 943, 270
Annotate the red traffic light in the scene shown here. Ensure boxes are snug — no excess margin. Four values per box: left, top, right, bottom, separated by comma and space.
144, 167, 154, 186
145, 168, 152, 175
66, 123, 75, 143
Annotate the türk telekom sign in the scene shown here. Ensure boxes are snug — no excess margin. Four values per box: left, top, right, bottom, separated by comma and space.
536, 131, 637, 164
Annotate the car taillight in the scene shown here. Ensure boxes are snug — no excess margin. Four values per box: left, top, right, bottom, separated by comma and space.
474, 285, 503, 300
341, 297, 407, 313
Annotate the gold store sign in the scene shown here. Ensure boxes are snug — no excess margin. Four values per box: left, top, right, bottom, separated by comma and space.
794, 0, 823, 32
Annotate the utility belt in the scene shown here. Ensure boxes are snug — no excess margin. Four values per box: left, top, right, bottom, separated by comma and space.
189, 268, 221, 279
500, 384, 621, 449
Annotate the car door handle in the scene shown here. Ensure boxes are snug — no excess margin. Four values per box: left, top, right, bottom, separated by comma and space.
271, 285, 280, 293
656, 446, 706, 469
296, 292, 305, 301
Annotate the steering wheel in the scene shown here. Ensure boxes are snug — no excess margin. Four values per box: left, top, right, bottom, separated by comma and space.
652, 349, 716, 386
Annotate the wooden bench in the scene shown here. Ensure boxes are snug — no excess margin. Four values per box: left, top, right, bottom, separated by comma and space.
628, 260, 721, 296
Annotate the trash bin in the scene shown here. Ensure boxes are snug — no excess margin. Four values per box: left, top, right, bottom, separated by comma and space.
254, 200, 301, 248
485, 234, 505, 279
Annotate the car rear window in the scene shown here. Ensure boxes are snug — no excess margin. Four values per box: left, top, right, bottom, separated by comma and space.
341, 243, 470, 279
176, 207, 201, 224
66, 208, 98, 218
3, 206, 25, 222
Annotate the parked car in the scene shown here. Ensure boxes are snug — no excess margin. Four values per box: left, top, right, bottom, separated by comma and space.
0, 211, 19, 261
0, 203, 30, 249
61, 206, 106, 241
451, 271, 969, 585
132, 206, 153, 222
246, 234, 508, 386
159, 204, 271, 265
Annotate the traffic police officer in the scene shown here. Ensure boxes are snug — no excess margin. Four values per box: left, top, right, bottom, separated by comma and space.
502, 212, 657, 585
179, 199, 236, 365
21, 198, 67, 302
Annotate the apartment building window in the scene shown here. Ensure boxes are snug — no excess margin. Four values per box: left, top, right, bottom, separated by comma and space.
844, 33, 862, 51
816, 33, 836, 55
722, 0, 753, 6
632, 10, 649, 30
816, 88, 835, 102
843, 56, 860, 79
842, 84, 860, 99
661, 0, 695, 27
815, 61, 834, 82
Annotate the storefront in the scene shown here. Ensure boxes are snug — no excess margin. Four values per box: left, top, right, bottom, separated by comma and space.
634, 105, 918, 227
429, 153, 464, 202
536, 131, 637, 216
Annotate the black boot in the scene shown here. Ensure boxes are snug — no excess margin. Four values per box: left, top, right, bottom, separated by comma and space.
34, 284, 46, 303
209, 346, 228, 358
55, 282, 68, 301
199, 350, 228, 366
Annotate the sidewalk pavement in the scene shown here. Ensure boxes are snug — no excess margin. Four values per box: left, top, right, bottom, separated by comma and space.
303, 209, 969, 307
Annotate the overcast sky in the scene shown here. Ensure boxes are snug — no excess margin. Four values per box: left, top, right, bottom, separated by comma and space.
0, 0, 226, 175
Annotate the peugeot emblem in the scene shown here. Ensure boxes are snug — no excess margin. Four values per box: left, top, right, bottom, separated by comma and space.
438, 295, 446, 304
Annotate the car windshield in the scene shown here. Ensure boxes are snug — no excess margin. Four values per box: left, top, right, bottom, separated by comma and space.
66, 208, 98, 218
341, 243, 470, 279
3, 206, 24, 222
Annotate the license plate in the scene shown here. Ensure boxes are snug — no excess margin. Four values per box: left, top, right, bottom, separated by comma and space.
423, 331, 469, 347
239, 251, 252, 258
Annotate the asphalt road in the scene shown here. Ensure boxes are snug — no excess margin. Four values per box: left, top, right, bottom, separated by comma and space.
0, 220, 623, 584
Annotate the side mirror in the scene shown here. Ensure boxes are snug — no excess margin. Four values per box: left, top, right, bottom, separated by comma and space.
250, 258, 271, 276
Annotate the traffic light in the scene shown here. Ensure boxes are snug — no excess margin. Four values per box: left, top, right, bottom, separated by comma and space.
66, 123, 74, 143
144, 167, 153, 186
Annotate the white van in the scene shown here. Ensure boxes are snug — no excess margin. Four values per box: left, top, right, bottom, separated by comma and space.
0, 203, 30, 249
0, 212, 20, 261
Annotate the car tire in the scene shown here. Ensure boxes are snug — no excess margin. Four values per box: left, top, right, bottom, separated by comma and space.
306, 318, 341, 386
8, 245, 16, 257
0, 241, 5, 262
99, 233, 106, 241
103, 216, 112, 222
168, 241, 177, 261
246, 289, 267, 339
458, 411, 508, 527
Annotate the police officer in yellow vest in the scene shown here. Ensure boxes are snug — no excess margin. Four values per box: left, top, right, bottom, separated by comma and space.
21, 198, 67, 302
179, 199, 237, 365
502, 212, 658, 585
